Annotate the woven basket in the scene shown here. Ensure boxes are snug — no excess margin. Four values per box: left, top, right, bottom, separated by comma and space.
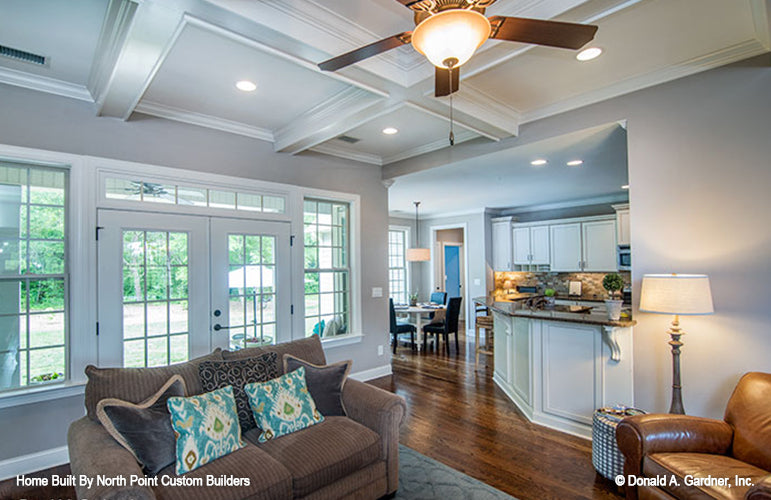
591, 407, 645, 480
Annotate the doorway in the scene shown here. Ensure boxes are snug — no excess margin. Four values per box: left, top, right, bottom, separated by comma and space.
96, 209, 291, 367
431, 226, 468, 324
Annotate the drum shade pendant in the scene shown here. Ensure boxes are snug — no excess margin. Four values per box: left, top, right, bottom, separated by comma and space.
411, 10, 491, 69
406, 201, 430, 262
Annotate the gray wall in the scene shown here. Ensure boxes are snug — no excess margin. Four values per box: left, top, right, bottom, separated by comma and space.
0, 83, 390, 461
392, 54, 771, 419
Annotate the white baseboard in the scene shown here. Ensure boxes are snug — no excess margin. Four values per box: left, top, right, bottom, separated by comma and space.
0, 445, 69, 481
350, 364, 392, 382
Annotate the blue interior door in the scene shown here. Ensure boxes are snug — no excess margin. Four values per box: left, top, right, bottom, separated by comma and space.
444, 245, 461, 298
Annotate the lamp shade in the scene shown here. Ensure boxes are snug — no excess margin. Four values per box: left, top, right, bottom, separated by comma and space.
639, 274, 714, 315
406, 247, 431, 262
412, 9, 491, 68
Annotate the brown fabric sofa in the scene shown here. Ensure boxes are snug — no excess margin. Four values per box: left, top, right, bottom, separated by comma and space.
68, 336, 406, 500
617, 372, 771, 500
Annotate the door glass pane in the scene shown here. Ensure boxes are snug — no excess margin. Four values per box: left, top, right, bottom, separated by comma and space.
227, 233, 277, 350
122, 230, 189, 367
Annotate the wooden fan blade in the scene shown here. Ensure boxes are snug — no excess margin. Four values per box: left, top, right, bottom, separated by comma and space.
394, 0, 423, 7
435, 66, 460, 97
488, 16, 597, 50
318, 32, 412, 71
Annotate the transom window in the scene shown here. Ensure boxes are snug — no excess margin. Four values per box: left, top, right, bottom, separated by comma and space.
0, 163, 68, 391
388, 228, 409, 304
303, 199, 349, 338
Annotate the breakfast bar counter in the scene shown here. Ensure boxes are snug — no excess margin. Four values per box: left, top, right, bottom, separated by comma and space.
474, 297, 635, 439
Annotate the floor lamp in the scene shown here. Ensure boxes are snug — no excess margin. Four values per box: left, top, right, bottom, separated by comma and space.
639, 274, 714, 414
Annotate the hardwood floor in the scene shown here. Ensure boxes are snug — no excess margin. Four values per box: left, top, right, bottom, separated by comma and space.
0, 329, 621, 500
374, 327, 623, 500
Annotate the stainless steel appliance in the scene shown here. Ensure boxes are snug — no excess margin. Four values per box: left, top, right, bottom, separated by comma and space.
617, 245, 631, 271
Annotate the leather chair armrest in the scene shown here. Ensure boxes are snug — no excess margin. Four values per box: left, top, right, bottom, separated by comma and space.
342, 379, 406, 495
68, 417, 156, 500
747, 475, 771, 500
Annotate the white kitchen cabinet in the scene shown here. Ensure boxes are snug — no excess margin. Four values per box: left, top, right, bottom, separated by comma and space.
493, 312, 510, 383
582, 220, 617, 271
613, 203, 631, 246
492, 218, 514, 271
550, 223, 582, 271
513, 225, 550, 265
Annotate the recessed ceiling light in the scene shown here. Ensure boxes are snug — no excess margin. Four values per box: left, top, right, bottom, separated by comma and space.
621, 184, 630, 190
530, 159, 548, 166
576, 47, 603, 62
235, 80, 257, 92
566, 160, 584, 166
382, 127, 399, 135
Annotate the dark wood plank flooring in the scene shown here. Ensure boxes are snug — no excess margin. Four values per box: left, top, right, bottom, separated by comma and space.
0, 329, 621, 500
373, 328, 622, 500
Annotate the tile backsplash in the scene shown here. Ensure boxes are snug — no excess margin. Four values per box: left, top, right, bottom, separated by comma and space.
494, 271, 631, 299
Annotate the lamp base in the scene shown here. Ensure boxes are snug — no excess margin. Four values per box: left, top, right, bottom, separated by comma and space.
668, 315, 685, 414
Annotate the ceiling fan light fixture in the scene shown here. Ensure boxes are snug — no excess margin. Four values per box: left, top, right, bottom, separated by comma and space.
412, 9, 491, 69
576, 47, 602, 61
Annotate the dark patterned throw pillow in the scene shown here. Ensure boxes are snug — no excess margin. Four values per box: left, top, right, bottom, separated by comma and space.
283, 354, 351, 416
198, 352, 279, 432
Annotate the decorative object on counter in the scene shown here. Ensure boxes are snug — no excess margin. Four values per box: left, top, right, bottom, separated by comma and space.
544, 288, 556, 307
602, 272, 625, 320
568, 280, 582, 296
592, 406, 646, 481
408, 292, 419, 306
639, 274, 714, 414
406, 201, 430, 262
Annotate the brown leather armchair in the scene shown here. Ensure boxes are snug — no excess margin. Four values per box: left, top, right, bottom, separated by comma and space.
617, 372, 771, 500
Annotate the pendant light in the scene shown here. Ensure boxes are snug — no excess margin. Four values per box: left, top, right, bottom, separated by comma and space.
406, 201, 430, 262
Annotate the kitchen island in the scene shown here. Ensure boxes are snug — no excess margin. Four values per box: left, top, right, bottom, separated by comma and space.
474, 296, 636, 438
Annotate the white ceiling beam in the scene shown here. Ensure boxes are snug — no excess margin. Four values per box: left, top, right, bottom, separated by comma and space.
93, 1, 184, 119
273, 88, 398, 154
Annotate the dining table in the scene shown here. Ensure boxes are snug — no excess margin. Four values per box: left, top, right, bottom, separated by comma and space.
393, 303, 446, 351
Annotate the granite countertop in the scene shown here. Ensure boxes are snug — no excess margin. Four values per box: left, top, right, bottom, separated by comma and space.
474, 296, 636, 328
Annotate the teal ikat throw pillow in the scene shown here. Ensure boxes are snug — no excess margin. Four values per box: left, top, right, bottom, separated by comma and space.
244, 366, 323, 442
167, 385, 245, 474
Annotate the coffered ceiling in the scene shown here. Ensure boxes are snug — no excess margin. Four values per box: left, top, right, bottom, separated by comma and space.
0, 0, 769, 168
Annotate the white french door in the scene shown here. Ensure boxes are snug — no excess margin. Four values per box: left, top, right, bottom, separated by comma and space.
209, 218, 291, 350
97, 209, 291, 368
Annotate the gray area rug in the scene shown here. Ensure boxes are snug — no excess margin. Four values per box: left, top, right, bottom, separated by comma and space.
396, 445, 517, 499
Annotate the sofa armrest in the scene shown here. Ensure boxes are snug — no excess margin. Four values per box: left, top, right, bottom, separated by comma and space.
342, 379, 406, 495
68, 417, 156, 500
747, 475, 771, 500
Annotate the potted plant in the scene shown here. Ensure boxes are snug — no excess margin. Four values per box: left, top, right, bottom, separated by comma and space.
544, 288, 556, 307
409, 292, 419, 306
602, 273, 625, 320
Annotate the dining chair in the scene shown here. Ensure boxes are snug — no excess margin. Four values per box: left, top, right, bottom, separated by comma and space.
429, 291, 447, 305
390, 298, 416, 353
423, 297, 462, 355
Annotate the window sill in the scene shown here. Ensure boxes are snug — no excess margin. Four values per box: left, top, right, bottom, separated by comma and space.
320, 333, 363, 348
0, 381, 86, 409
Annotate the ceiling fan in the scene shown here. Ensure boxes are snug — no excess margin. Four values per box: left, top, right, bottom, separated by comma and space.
318, 0, 599, 98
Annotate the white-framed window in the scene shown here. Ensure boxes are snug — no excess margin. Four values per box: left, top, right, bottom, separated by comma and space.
0, 162, 68, 392
303, 199, 350, 338
388, 227, 409, 305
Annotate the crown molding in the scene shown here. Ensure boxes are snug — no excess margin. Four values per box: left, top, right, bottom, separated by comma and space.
445, 84, 521, 136
309, 143, 382, 166
382, 130, 477, 165
135, 100, 274, 142
750, 0, 771, 49
522, 38, 770, 124
0, 67, 93, 102
497, 193, 631, 215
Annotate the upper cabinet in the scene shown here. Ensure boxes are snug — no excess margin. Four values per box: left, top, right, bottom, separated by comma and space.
492, 217, 514, 271
613, 203, 631, 246
550, 218, 617, 272
513, 225, 550, 265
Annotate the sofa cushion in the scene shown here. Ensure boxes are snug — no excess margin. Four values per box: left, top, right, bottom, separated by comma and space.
167, 386, 245, 474
283, 354, 351, 416
222, 335, 326, 373
154, 443, 292, 500
84, 349, 223, 420
644, 452, 768, 500
249, 416, 380, 498
199, 353, 279, 433
96, 375, 185, 476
